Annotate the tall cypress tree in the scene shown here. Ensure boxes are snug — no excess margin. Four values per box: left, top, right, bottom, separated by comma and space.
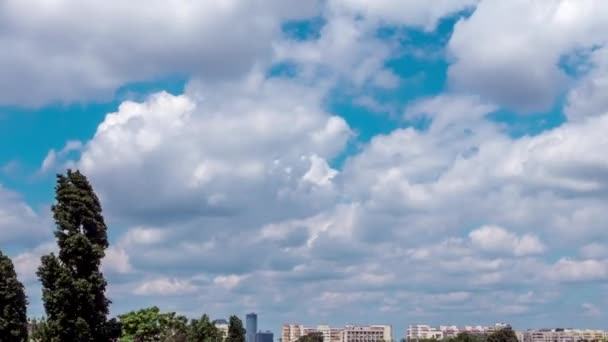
226, 316, 246, 342
37, 170, 111, 341
0, 250, 28, 341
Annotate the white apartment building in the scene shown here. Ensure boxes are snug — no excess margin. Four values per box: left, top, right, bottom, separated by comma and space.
407, 324, 511, 341
282, 324, 392, 342
214, 319, 230, 340
343, 325, 392, 342
283, 324, 305, 342
522, 329, 608, 342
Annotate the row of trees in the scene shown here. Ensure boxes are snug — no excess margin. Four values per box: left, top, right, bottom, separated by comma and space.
0, 170, 247, 341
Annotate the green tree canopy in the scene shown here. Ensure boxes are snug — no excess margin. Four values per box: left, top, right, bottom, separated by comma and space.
37, 170, 111, 341
119, 306, 164, 341
297, 332, 324, 342
486, 328, 518, 342
188, 314, 222, 342
119, 307, 190, 342
0, 250, 28, 341
225, 315, 246, 342
30, 318, 52, 342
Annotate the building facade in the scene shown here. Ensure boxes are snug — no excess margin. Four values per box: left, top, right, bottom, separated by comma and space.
343, 325, 392, 342
257, 331, 274, 342
407, 324, 511, 341
522, 329, 608, 342
247, 313, 258, 342
282, 324, 392, 342
282, 324, 305, 342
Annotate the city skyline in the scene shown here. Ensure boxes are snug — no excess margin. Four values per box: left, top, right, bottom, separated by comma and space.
1, 0, 608, 337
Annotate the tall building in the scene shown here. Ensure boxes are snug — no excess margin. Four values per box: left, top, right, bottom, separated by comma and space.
257, 331, 274, 342
247, 313, 258, 342
214, 319, 229, 341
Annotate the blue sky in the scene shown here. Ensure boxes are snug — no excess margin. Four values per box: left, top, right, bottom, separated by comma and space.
1, 0, 608, 337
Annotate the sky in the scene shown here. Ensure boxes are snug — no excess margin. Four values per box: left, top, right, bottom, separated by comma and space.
1, 0, 608, 337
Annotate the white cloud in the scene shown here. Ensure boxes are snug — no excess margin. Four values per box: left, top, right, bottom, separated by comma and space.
75, 72, 351, 225
12, 242, 56, 284
469, 225, 546, 256
302, 154, 339, 187
40, 140, 82, 173
565, 46, 608, 120
0, 185, 50, 246
213, 275, 245, 289
134, 277, 198, 296
102, 246, 133, 275
328, 0, 477, 31
448, 0, 608, 112
545, 258, 608, 282
0, 0, 320, 106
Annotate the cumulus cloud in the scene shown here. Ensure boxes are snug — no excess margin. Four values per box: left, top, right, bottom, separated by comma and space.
11, 0, 608, 327
0, 184, 50, 246
0, 0, 320, 106
447, 0, 608, 112
134, 277, 198, 296
565, 46, 608, 120
74, 72, 350, 226
328, 0, 477, 31
469, 225, 546, 256
545, 258, 608, 282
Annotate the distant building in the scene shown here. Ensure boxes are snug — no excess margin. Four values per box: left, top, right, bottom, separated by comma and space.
257, 331, 275, 342
214, 319, 229, 340
282, 324, 391, 342
407, 324, 511, 341
343, 325, 392, 342
282, 324, 305, 342
522, 329, 608, 342
247, 313, 258, 342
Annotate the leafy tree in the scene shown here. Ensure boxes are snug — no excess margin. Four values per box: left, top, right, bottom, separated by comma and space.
447, 333, 485, 342
119, 307, 189, 342
0, 250, 28, 341
225, 315, 246, 342
37, 170, 112, 341
486, 328, 518, 342
159, 311, 188, 342
30, 318, 52, 342
188, 314, 222, 342
297, 332, 324, 342
119, 307, 164, 341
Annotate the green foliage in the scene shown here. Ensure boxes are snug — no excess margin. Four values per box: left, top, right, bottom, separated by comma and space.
297, 332, 324, 342
119, 307, 164, 341
188, 314, 222, 342
29, 318, 51, 342
118, 307, 191, 342
446, 333, 486, 342
37, 170, 111, 341
0, 250, 28, 341
225, 315, 246, 342
486, 328, 518, 342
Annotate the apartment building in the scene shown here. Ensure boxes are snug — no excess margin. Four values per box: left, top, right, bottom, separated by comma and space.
522, 329, 608, 342
343, 325, 392, 342
407, 324, 511, 341
282, 324, 392, 342
282, 324, 305, 342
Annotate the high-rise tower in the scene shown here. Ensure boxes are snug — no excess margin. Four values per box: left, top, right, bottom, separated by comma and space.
246, 313, 258, 342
